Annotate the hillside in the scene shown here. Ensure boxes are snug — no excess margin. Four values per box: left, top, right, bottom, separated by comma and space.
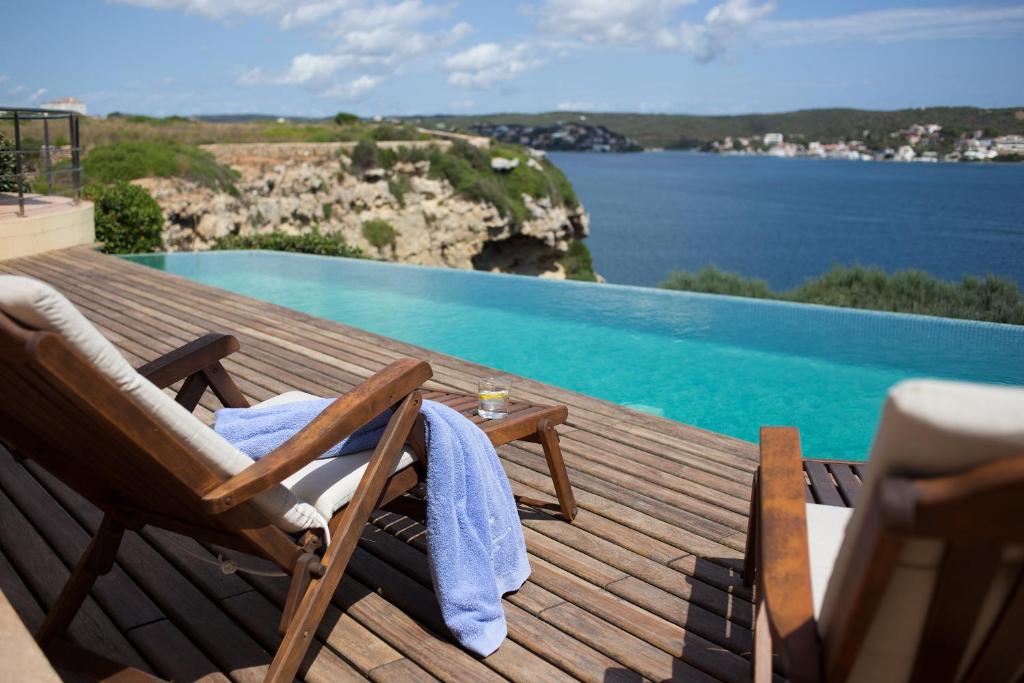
408, 107, 1024, 149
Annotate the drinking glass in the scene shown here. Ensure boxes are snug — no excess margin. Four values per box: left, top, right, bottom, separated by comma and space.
478, 377, 511, 419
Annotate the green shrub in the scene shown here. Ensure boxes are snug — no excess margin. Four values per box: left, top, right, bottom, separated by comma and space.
212, 230, 364, 258
334, 112, 359, 125
83, 140, 239, 194
388, 175, 412, 207
322, 202, 333, 220
350, 139, 378, 171
368, 124, 421, 141
559, 240, 597, 281
661, 266, 774, 299
660, 265, 1024, 325
342, 140, 580, 225
362, 219, 396, 250
89, 181, 165, 254
0, 132, 27, 193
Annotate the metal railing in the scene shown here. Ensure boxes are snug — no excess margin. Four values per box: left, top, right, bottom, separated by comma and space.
0, 106, 83, 217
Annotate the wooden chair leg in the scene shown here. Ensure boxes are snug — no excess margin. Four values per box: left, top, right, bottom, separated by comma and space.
536, 419, 577, 522
266, 392, 421, 683
743, 468, 759, 586
37, 515, 125, 646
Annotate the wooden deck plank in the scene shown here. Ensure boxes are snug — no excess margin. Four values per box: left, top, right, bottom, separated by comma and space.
804, 460, 845, 506
0, 246, 836, 682
0, 484, 152, 673
827, 462, 864, 507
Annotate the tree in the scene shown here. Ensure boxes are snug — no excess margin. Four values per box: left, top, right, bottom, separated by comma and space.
334, 112, 359, 125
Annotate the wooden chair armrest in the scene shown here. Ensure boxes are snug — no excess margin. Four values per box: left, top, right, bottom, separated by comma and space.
201, 358, 432, 514
136, 333, 241, 389
757, 426, 821, 683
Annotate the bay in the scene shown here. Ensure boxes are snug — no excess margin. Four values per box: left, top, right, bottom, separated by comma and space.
550, 151, 1024, 289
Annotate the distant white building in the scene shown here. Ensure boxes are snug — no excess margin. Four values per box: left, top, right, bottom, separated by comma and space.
41, 96, 87, 115
994, 135, 1024, 154
763, 132, 784, 145
895, 145, 916, 161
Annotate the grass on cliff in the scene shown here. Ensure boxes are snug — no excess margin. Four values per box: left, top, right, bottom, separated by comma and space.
367, 140, 578, 224
559, 240, 597, 282
212, 230, 365, 258
83, 140, 240, 194
660, 265, 1024, 324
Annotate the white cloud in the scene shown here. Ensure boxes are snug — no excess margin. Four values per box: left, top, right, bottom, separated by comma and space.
279, 0, 349, 29
321, 74, 381, 99
659, 0, 776, 62
27, 88, 48, 103
445, 42, 545, 89
532, 0, 696, 45
228, 1, 471, 98
0, 75, 8, 84
108, 0, 287, 19
529, 0, 775, 62
755, 5, 1024, 47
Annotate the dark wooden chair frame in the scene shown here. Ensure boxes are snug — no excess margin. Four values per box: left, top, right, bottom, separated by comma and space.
743, 427, 1024, 683
0, 315, 437, 683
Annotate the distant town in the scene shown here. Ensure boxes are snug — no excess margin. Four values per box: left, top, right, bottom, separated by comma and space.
704, 124, 1024, 163
465, 121, 642, 153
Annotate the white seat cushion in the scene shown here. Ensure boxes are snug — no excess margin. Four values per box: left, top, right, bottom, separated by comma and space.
806, 503, 854, 619
0, 276, 328, 535
253, 391, 418, 520
817, 379, 1024, 682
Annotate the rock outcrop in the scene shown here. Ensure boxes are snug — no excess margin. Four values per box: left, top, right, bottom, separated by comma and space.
135, 142, 589, 279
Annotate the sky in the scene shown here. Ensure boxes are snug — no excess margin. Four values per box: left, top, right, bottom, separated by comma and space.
2, 0, 1023, 117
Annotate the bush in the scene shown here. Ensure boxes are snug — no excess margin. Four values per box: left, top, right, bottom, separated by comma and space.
83, 140, 239, 194
368, 124, 421, 141
350, 139, 378, 171
660, 265, 1024, 325
0, 132, 27, 193
661, 266, 774, 299
334, 112, 359, 125
89, 182, 165, 254
388, 175, 412, 207
559, 240, 597, 281
212, 230, 364, 258
362, 219, 396, 250
322, 202, 333, 220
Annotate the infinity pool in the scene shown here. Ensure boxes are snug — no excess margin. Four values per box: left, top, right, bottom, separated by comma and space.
127, 251, 1024, 460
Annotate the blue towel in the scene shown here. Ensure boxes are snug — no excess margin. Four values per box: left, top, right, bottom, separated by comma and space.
213, 397, 530, 657
214, 398, 392, 460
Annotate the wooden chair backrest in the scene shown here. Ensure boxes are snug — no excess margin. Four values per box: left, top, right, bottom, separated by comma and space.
824, 455, 1024, 683
0, 311, 282, 555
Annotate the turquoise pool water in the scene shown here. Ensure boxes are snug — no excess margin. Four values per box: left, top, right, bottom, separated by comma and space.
126, 251, 1024, 460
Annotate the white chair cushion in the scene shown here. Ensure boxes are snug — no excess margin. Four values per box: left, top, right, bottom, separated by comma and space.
253, 391, 418, 521
805, 503, 853, 619
0, 276, 329, 535
817, 379, 1024, 682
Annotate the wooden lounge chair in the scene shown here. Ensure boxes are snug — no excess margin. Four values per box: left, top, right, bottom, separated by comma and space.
0, 275, 572, 681
743, 379, 1024, 683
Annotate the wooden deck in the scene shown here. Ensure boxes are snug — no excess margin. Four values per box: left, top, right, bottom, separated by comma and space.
0, 247, 863, 682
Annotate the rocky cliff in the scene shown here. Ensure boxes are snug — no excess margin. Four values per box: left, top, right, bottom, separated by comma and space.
135, 142, 590, 278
